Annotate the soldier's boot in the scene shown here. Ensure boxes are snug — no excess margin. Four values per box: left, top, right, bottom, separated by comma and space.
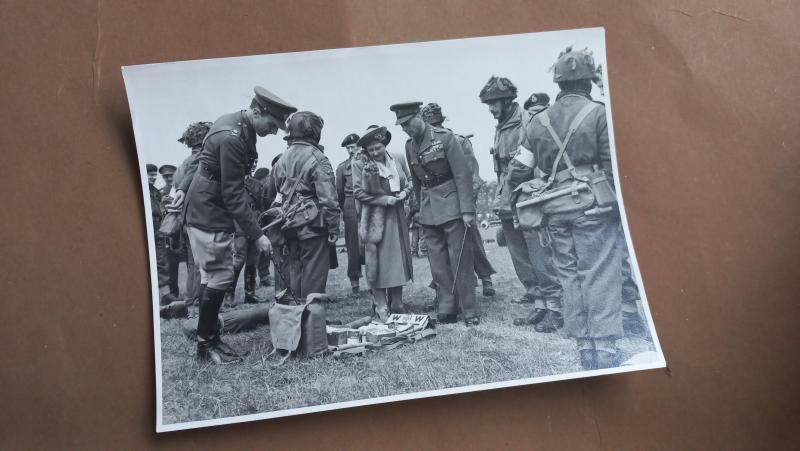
534, 310, 564, 333
196, 288, 242, 364
513, 307, 547, 326
464, 316, 480, 326
622, 311, 645, 336
244, 265, 258, 304
578, 338, 596, 371
260, 275, 272, 287
481, 277, 496, 297
350, 278, 360, 294
388, 287, 405, 314
159, 301, 188, 319
594, 338, 619, 369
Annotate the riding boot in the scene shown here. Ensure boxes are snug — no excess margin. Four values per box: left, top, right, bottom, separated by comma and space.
196, 288, 241, 364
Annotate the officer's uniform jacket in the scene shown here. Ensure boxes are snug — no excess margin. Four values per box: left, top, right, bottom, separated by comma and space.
335, 158, 355, 209
233, 176, 266, 235
405, 124, 474, 226
491, 102, 529, 218
160, 184, 173, 198
507, 92, 611, 191
452, 132, 483, 204
270, 140, 340, 240
184, 111, 263, 241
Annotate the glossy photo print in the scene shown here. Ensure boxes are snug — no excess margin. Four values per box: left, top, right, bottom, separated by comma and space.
122, 26, 665, 432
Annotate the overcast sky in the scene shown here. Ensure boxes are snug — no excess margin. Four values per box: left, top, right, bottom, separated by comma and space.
123, 27, 609, 188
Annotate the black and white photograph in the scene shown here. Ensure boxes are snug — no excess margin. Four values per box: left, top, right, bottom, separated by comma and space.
122, 26, 665, 432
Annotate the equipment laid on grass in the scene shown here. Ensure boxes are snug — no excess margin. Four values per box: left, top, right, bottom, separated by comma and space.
327, 313, 436, 359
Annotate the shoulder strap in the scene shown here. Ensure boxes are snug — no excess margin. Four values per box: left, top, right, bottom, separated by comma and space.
538, 102, 600, 188
282, 152, 319, 207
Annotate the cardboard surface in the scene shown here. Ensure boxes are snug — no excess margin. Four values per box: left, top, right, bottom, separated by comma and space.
0, 1, 798, 448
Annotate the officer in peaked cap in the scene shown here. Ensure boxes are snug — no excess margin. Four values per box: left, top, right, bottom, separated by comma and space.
479, 76, 564, 333
523, 92, 551, 114
336, 132, 363, 293
506, 46, 623, 370
421, 102, 496, 297
392, 101, 479, 326
181, 86, 296, 365
158, 164, 177, 196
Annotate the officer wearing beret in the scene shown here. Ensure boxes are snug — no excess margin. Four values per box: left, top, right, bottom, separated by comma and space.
392, 101, 479, 325
269, 111, 340, 299
182, 86, 296, 364
421, 102, 496, 297
523, 92, 551, 114
171, 122, 212, 306
479, 76, 564, 333
336, 133, 363, 293
506, 47, 623, 369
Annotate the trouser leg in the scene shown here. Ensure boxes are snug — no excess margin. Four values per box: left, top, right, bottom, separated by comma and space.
500, 218, 538, 301
155, 237, 174, 305
343, 197, 362, 282
423, 224, 456, 316
257, 250, 271, 285
184, 229, 201, 304
411, 228, 420, 255
548, 216, 586, 339
288, 235, 330, 299
167, 243, 180, 297
574, 214, 623, 340
470, 220, 495, 279
523, 229, 563, 312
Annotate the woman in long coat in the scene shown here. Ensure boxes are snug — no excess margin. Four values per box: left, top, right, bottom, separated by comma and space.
353, 126, 413, 321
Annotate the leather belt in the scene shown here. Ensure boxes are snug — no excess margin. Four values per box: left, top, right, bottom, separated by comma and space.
553, 164, 593, 183
420, 171, 454, 188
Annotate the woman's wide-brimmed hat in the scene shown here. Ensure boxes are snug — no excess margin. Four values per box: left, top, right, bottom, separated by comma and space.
357, 125, 391, 148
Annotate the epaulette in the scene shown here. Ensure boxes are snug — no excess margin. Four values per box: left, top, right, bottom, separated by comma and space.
592, 99, 606, 106
432, 126, 449, 134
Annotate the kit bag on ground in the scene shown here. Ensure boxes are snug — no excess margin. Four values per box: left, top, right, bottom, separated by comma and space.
515, 101, 617, 229
268, 291, 328, 361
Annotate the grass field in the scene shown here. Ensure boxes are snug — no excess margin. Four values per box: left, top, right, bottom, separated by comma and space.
158, 228, 656, 425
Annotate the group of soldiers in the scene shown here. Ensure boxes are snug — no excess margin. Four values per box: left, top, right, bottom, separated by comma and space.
147, 46, 646, 371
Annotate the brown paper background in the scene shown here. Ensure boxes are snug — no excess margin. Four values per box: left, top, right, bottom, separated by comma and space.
1, 0, 798, 449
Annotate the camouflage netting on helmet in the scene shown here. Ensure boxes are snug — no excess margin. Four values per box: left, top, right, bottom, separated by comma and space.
284, 111, 324, 144
479, 76, 517, 102
421, 103, 445, 124
551, 46, 600, 82
178, 121, 213, 148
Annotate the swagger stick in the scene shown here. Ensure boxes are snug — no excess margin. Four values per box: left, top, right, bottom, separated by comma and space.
451, 222, 471, 294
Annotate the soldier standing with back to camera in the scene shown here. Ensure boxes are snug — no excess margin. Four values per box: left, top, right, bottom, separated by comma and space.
181, 86, 296, 365
269, 111, 340, 299
480, 76, 564, 333
336, 133, 363, 294
392, 101, 479, 326
507, 47, 624, 369
421, 102, 496, 297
